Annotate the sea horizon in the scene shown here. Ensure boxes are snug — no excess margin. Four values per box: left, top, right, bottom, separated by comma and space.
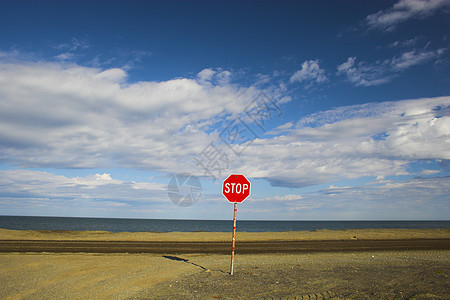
1, 215, 449, 233
1, 214, 450, 221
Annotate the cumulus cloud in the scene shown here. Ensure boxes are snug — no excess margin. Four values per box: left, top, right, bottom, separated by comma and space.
197, 68, 216, 83
290, 59, 327, 85
95, 68, 127, 82
1, 55, 448, 197
0, 59, 270, 173
231, 96, 450, 188
196, 68, 232, 86
366, 0, 450, 31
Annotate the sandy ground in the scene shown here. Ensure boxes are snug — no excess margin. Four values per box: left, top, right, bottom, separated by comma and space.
1, 251, 449, 299
1, 229, 449, 299
1, 228, 449, 241
0, 252, 199, 299
146, 251, 450, 299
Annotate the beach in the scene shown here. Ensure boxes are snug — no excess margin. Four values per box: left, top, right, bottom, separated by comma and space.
1, 228, 449, 299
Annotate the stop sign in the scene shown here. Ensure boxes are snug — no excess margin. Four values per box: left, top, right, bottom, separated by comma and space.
222, 174, 251, 203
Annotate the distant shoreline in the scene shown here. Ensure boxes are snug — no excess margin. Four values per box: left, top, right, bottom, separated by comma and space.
1, 228, 449, 241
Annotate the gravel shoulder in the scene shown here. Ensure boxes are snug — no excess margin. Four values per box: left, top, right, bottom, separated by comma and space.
143, 250, 450, 299
1, 250, 449, 299
1, 229, 449, 299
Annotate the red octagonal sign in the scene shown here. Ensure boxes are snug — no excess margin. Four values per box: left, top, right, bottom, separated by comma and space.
222, 174, 251, 203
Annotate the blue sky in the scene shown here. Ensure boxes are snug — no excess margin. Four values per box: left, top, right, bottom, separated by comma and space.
0, 0, 449, 220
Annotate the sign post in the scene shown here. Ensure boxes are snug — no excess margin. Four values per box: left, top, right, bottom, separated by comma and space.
231, 201, 237, 275
222, 174, 251, 275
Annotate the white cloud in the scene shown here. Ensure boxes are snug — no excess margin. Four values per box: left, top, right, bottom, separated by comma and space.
196, 68, 232, 86
216, 70, 232, 85
0, 169, 165, 201
337, 56, 392, 87
0, 169, 169, 217
0, 55, 448, 196
0, 59, 272, 173
197, 68, 216, 83
266, 121, 294, 135
294, 176, 450, 219
386, 36, 424, 48
290, 59, 327, 85
337, 48, 446, 86
231, 96, 450, 188
254, 73, 272, 86
366, 0, 450, 31
54, 52, 75, 61
391, 48, 446, 70
240, 176, 449, 219
50, 37, 91, 63
254, 194, 303, 202
95, 68, 127, 82
421, 169, 440, 175
53, 37, 90, 52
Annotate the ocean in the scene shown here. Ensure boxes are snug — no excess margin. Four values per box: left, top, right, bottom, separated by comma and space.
0, 216, 448, 233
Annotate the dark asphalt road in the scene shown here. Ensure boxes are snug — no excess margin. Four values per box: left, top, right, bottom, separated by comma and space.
1, 239, 449, 254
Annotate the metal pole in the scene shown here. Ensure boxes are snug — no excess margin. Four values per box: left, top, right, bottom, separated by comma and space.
230, 201, 237, 275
